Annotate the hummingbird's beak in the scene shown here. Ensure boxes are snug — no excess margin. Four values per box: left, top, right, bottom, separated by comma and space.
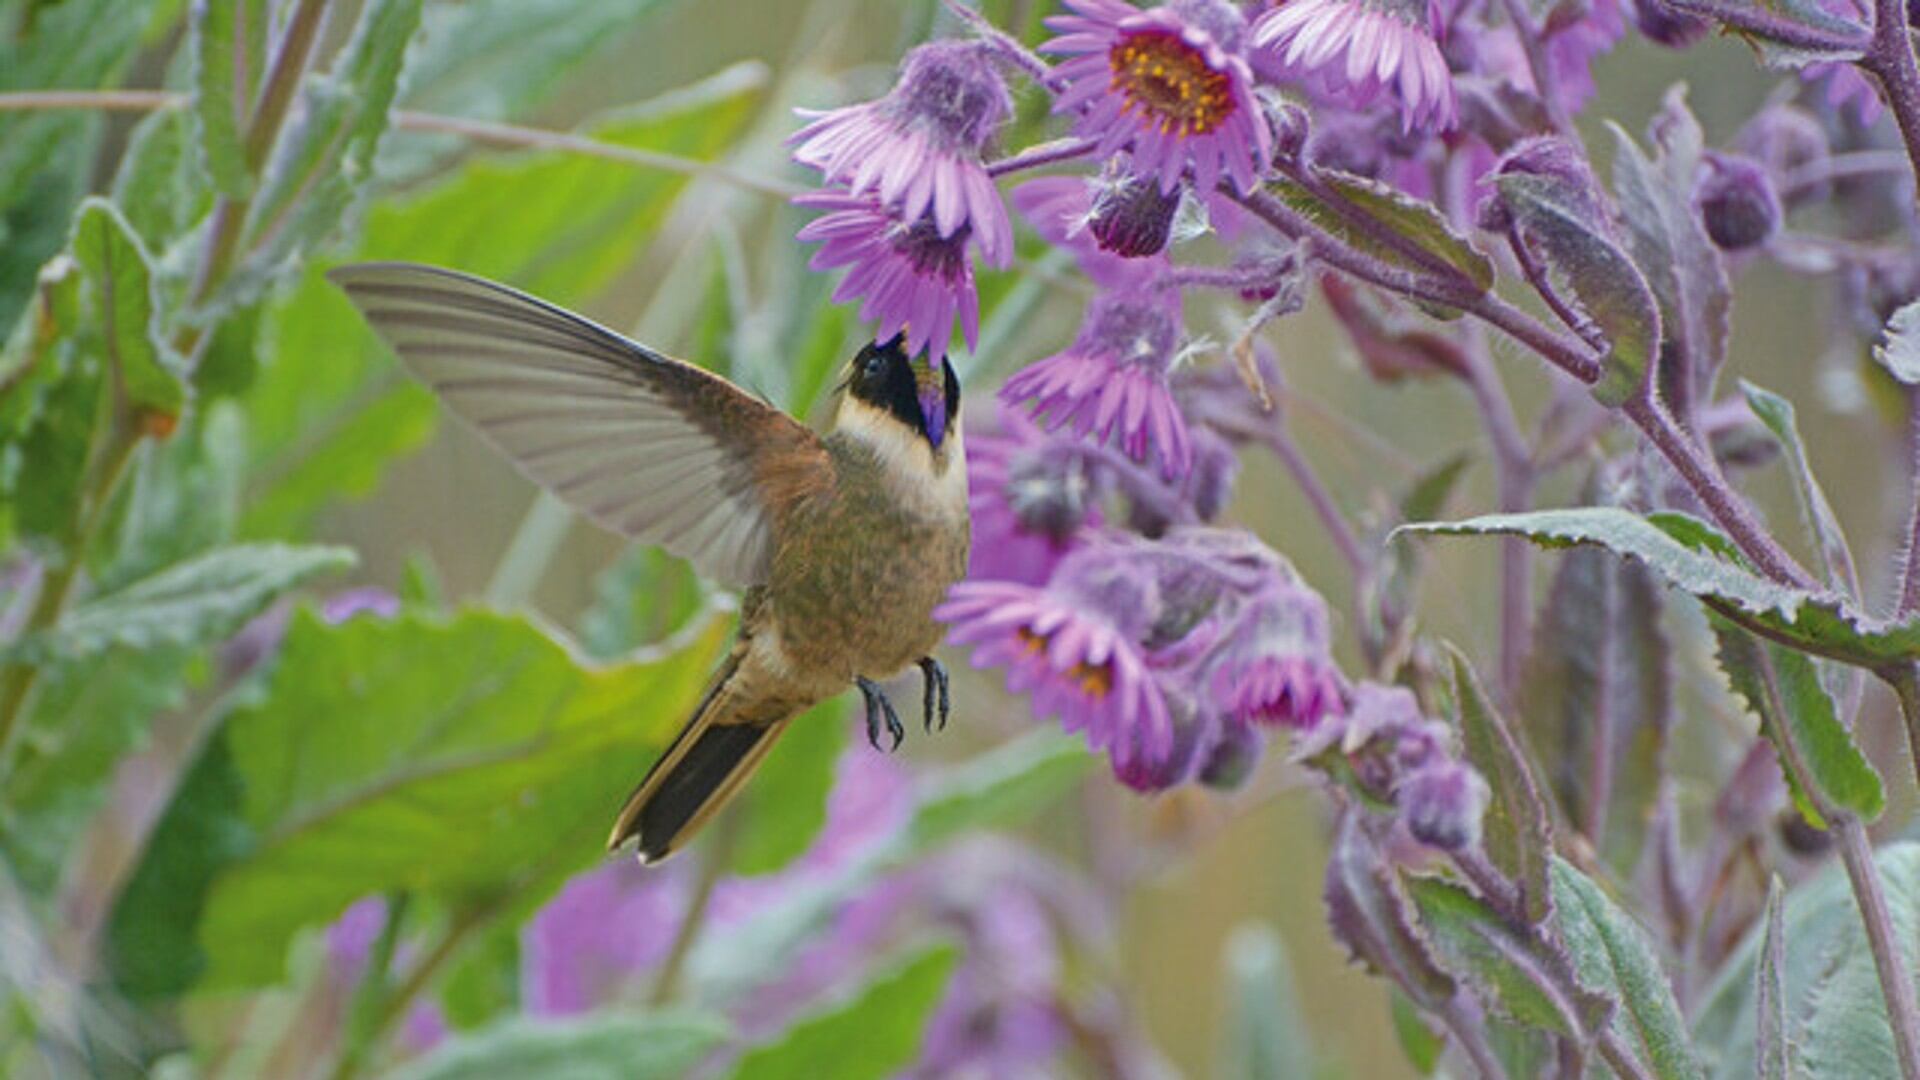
915, 358, 947, 449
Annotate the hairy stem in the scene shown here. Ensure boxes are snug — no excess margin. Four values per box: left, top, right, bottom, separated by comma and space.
1664, 0, 1870, 53
1836, 816, 1920, 1080
1899, 396, 1920, 618
986, 136, 1098, 177
1461, 334, 1536, 698
1859, 0, 1920, 202
1882, 664, 1920, 795
1496, 0, 1575, 136
1264, 424, 1368, 580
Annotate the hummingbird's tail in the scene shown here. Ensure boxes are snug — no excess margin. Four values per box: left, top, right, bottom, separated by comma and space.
608, 653, 794, 864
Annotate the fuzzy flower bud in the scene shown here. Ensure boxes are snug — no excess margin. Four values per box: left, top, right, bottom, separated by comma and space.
1397, 762, 1491, 851
1696, 152, 1780, 251
1089, 174, 1183, 258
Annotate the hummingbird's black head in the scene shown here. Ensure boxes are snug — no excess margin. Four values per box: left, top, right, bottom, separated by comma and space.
845, 335, 961, 450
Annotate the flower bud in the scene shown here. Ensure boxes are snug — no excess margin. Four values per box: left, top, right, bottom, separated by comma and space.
1631, 0, 1709, 47
1696, 152, 1780, 251
1089, 175, 1182, 258
1004, 448, 1096, 542
1397, 762, 1491, 852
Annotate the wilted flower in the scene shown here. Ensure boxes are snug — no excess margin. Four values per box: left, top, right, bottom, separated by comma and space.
1251, 0, 1456, 134
1089, 171, 1185, 258
796, 191, 979, 359
1696, 152, 1780, 251
1000, 292, 1194, 479
1293, 682, 1490, 851
790, 41, 1015, 266
1012, 175, 1171, 290
1204, 586, 1345, 732
1043, 0, 1272, 193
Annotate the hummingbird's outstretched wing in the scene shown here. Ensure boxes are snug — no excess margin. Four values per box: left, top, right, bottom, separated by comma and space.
330, 262, 831, 589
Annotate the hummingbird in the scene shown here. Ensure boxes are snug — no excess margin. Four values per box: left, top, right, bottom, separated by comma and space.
331, 262, 970, 863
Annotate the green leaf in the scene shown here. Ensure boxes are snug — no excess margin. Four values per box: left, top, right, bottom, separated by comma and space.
1495, 172, 1660, 405
1322, 811, 1457, 1007
1608, 88, 1729, 391
1757, 876, 1790, 1080
1550, 858, 1703, 1080
110, 108, 213, 256
389, 1009, 730, 1080
105, 608, 724, 993
727, 943, 960, 1080
903, 728, 1093, 851
1220, 923, 1317, 1079
0, 0, 155, 213
70, 199, 184, 416
239, 382, 436, 538
1268, 169, 1493, 316
0, 253, 98, 547
1406, 875, 1610, 1038
1708, 618, 1883, 826
190, 0, 271, 197
729, 702, 847, 877
438, 923, 519, 1031
1448, 646, 1553, 925
1391, 989, 1445, 1075
1740, 381, 1856, 597
217, 0, 426, 312
103, 400, 246, 588
578, 547, 707, 661
1877, 300, 1920, 386
1693, 843, 1920, 1080
1519, 541, 1670, 876
1399, 507, 1920, 669
15, 543, 354, 664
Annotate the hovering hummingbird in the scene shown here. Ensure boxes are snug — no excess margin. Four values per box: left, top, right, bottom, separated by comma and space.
331, 263, 970, 863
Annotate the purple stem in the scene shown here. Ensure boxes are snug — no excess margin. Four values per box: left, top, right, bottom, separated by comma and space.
1460, 330, 1537, 699
1859, 0, 1920, 201
986, 136, 1099, 177
1162, 264, 1284, 293
1664, 0, 1870, 53
1437, 995, 1511, 1080
1780, 149, 1914, 199
1496, 0, 1576, 137
1836, 816, 1920, 1080
1505, 226, 1605, 353
1900, 396, 1920, 619
944, 0, 1061, 88
1263, 425, 1369, 580
1080, 443, 1199, 527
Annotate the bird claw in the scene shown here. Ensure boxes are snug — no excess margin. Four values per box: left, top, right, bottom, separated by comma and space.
857, 676, 904, 753
917, 657, 950, 733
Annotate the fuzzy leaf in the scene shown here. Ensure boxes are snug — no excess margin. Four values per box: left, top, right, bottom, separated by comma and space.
389, 1009, 730, 1080
1496, 172, 1660, 405
70, 199, 184, 415
1268, 169, 1494, 316
1608, 88, 1730, 404
1757, 876, 1790, 1080
1400, 508, 1920, 668
110, 108, 212, 254
15, 543, 353, 664
1391, 990, 1446, 1075
1323, 811, 1457, 1006
189, 0, 271, 197
727, 943, 960, 1080
1221, 923, 1317, 1078
0, 254, 97, 546
1520, 542, 1670, 875
0, 0, 154, 216
1406, 875, 1610, 1038
1551, 858, 1703, 1080
1878, 300, 1920, 386
105, 609, 723, 994
1741, 381, 1855, 596
1709, 618, 1883, 826
1448, 645, 1553, 925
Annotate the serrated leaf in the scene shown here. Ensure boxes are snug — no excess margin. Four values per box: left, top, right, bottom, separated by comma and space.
1449, 646, 1552, 924
1758, 876, 1790, 1080
1551, 858, 1703, 1080
1879, 301, 1920, 386
17, 543, 353, 663
389, 1008, 730, 1080
1693, 843, 1920, 1080
1729, 0, 1869, 66
1496, 172, 1660, 405
110, 108, 213, 255
1406, 874, 1610, 1038
1741, 381, 1856, 597
215, 0, 425, 313
104, 608, 724, 993
1269, 170, 1494, 317
1400, 507, 1920, 669
1221, 923, 1317, 1078
190, 0, 271, 197
1708, 617, 1883, 826
71, 199, 184, 416
1607, 87, 1730, 406
727, 943, 959, 1080
1323, 811, 1458, 1005
1520, 541, 1670, 875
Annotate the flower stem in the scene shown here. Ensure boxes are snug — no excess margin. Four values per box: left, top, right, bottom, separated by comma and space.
648, 806, 741, 1006
1664, 0, 1869, 53
1860, 0, 1920, 202
1460, 333, 1536, 698
328, 892, 411, 1080
1264, 424, 1368, 580
986, 136, 1098, 177
1496, 0, 1575, 137
943, 0, 1059, 87
1835, 815, 1920, 1080
1898, 396, 1920, 618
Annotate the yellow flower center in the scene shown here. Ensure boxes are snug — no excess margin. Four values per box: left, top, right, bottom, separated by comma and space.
1017, 628, 1115, 699
1108, 30, 1234, 137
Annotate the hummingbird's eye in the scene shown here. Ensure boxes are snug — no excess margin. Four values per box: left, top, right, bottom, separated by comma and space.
863, 352, 886, 377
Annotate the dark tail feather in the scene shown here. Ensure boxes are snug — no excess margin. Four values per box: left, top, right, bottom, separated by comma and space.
607, 657, 791, 863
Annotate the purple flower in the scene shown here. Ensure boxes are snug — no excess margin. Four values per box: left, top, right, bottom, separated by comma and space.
1397, 761, 1490, 851
1012, 175, 1170, 291
1000, 292, 1194, 480
796, 191, 979, 359
1089, 171, 1185, 258
791, 42, 1014, 267
1043, 0, 1273, 193
1696, 152, 1781, 251
966, 407, 1103, 586
522, 858, 686, 1015
1204, 587, 1344, 732
938, 550, 1175, 773
1251, 0, 1456, 133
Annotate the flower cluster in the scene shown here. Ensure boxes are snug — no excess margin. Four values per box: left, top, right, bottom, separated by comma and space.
1292, 682, 1490, 851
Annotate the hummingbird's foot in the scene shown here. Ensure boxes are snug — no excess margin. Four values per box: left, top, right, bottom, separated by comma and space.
916, 657, 950, 733
856, 676, 904, 752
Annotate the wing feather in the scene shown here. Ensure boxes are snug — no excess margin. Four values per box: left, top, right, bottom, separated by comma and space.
330, 262, 830, 588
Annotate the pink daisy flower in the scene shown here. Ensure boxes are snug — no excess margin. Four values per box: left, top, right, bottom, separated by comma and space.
1043, 0, 1273, 194
790, 41, 1015, 267
1251, 0, 1457, 133
1000, 292, 1194, 480
938, 567, 1175, 773
796, 191, 979, 359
